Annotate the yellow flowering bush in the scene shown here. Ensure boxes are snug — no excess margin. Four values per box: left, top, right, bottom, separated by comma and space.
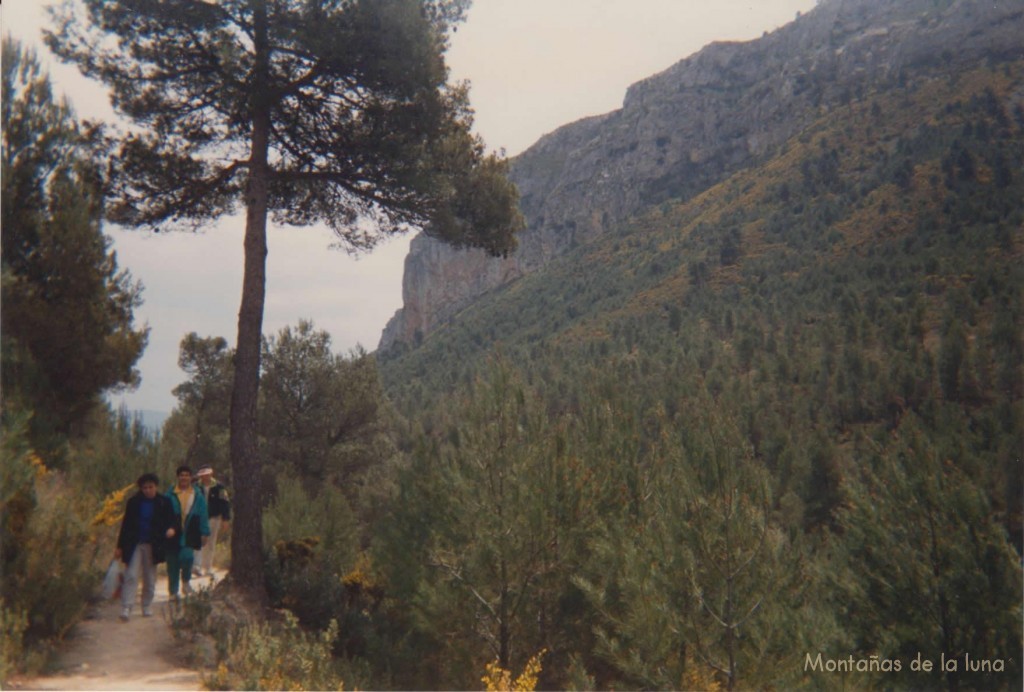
482, 649, 546, 692
340, 551, 373, 590
27, 453, 48, 479
91, 483, 134, 527
1, 419, 101, 677
680, 662, 722, 691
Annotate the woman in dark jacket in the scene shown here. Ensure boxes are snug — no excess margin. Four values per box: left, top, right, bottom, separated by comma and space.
115, 473, 176, 620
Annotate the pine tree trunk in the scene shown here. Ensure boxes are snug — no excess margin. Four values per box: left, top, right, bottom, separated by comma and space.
499, 563, 510, 670
228, 0, 270, 601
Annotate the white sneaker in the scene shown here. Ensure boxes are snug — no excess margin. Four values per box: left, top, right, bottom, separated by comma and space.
142, 607, 154, 617
119, 607, 131, 621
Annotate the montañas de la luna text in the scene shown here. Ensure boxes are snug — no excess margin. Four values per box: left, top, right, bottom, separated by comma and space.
805, 653, 1007, 674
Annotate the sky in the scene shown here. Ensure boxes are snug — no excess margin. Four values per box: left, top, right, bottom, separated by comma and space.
2, 0, 817, 414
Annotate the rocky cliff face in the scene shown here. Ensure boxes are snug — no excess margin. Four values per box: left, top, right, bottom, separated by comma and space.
379, 0, 1024, 350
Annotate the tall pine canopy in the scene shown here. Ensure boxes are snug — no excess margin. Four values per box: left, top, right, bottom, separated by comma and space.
1, 38, 147, 458
45, 0, 523, 597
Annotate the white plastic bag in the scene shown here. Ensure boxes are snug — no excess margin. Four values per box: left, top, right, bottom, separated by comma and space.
101, 558, 124, 600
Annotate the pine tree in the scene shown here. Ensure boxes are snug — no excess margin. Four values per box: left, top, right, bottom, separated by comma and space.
837, 415, 1023, 691
573, 386, 810, 690
1, 38, 147, 458
680, 397, 808, 690
567, 384, 692, 689
170, 332, 233, 471
385, 360, 561, 685
46, 0, 523, 597
260, 320, 390, 500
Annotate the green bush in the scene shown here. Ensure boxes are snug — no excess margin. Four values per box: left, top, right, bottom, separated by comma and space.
204, 610, 345, 691
0, 602, 27, 683
11, 469, 100, 643
1, 410, 152, 677
263, 477, 358, 575
265, 545, 344, 633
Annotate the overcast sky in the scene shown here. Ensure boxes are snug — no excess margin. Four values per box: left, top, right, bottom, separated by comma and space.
2, 0, 816, 414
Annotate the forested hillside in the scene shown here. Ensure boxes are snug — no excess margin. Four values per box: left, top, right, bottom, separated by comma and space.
380, 0, 1024, 349
4, 0, 1021, 689
373, 52, 1024, 689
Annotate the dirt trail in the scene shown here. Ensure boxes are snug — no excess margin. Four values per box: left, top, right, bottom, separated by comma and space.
10, 570, 223, 691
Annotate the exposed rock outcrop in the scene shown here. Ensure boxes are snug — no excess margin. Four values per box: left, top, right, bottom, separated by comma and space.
378, 232, 519, 348
379, 0, 1024, 350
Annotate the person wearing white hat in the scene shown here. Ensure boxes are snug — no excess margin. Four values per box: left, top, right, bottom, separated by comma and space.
193, 465, 231, 577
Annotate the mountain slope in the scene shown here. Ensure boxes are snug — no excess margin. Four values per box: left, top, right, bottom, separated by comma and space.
379, 0, 1024, 349
372, 8, 1023, 684
373, 47, 1023, 686
379, 52, 1024, 538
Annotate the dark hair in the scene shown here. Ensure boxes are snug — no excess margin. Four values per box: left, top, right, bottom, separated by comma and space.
137, 472, 160, 487
176, 465, 193, 476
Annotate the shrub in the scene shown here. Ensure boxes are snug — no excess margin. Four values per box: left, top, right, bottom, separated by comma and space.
2, 415, 99, 655
482, 649, 547, 692
265, 542, 344, 632
13, 469, 100, 642
1, 414, 126, 676
0, 602, 27, 683
263, 477, 358, 575
204, 610, 345, 691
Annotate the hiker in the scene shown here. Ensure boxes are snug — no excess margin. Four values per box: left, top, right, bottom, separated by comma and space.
192, 464, 230, 577
166, 465, 210, 600
115, 473, 176, 621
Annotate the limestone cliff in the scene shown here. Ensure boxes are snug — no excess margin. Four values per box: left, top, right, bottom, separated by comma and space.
379, 0, 1024, 350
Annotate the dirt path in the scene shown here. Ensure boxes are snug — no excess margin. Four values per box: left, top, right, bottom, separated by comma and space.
10, 570, 223, 691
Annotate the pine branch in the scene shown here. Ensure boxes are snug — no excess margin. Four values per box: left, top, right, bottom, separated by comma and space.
428, 551, 497, 620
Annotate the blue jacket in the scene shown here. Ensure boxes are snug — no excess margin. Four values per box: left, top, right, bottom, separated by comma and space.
166, 485, 210, 551
117, 492, 176, 565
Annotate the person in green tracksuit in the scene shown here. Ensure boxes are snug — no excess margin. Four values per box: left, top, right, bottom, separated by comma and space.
166, 465, 210, 600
